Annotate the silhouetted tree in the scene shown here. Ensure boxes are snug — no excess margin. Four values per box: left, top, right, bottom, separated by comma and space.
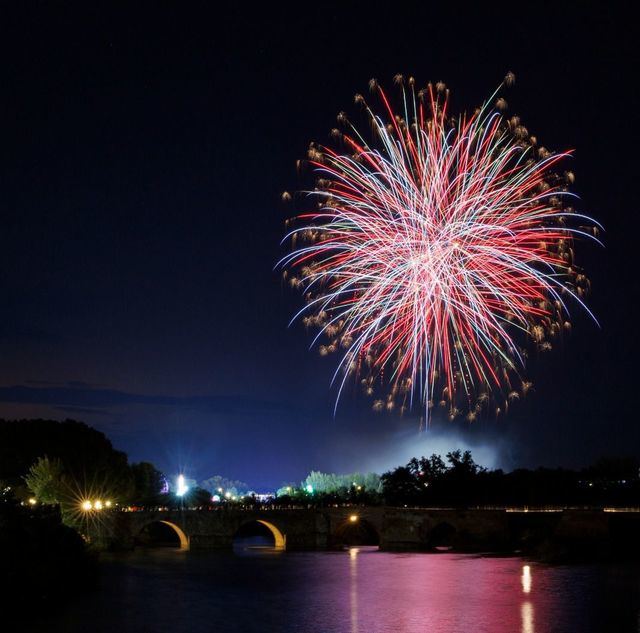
382, 451, 640, 508
131, 462, 166, 506
185, 486, 213, 507
0, 419, 133, 504
381, 467, 423, 506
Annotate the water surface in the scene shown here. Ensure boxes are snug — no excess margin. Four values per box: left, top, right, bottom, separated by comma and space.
32, 544, 640, 633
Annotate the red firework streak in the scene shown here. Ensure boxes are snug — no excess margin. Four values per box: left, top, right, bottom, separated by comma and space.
280, 74, 600, 423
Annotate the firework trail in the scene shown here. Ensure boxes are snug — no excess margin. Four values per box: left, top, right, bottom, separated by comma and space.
280, 73, 601, 423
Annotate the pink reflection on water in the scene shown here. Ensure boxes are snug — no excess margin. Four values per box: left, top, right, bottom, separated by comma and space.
350, 547, 358, 633
521, 601, 535, 633
522, 564, 532, 594
318, 551, 549, 633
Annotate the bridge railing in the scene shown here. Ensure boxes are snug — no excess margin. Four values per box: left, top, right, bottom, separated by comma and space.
115, 504, 640, 514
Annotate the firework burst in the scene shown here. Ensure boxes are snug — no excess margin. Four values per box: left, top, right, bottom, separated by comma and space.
280, 73, 601, 423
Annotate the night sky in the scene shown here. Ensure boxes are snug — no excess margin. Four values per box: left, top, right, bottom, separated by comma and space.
0, 4, 637, 490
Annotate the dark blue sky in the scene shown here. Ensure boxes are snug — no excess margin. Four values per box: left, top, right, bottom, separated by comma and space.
0, 4, 637, 490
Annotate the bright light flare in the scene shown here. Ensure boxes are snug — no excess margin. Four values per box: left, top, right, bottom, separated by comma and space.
176, 474, 189, 497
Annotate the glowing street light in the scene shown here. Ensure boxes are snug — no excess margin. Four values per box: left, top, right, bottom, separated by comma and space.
81, 500, 93, 511
28, 497, 37, 505
105, 500, 112, 508
94, 500, 103, 511
349, 514, 359, 523
176, 474, 189, 497
305, 484, 314, 494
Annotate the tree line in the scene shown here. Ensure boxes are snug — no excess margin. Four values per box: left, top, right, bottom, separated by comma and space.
379, 450, 640, 508
2, 418, 639, 515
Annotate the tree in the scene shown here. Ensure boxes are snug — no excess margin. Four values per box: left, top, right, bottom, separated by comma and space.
0, 419, 133, 502
445, 450, 484, 477
276, 483, 297, 497
130, 462, 166, 506
301, 471, 382, 496
408, 454, 447, 482
24, 456, 66, 504
381, 467, 422, 506
200, 475, 249, 497
187, 487, 213, 507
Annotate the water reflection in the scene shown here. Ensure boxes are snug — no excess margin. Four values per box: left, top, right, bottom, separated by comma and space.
521, 564, 535, 632
30, 550, 640, 633
521, 601, 535, 633
232, 534, 281, 555
522, 564, 532, 594
350, 547, 359, 633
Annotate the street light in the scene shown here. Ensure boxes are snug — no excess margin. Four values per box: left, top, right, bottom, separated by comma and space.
176, 474, 189, 497
94, 500, 103, 511
349, 514, 359, 523
81, 500, 92, 511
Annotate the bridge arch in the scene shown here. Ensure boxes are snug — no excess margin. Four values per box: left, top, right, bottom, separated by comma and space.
256, 520, 286, 549
233, 519, 286, 550
136, 520, 190, 550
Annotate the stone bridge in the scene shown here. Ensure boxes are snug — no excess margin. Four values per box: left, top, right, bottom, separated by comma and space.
93, 506, 640, 556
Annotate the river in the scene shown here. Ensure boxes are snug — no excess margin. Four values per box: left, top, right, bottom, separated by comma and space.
29, 541, 640, 633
